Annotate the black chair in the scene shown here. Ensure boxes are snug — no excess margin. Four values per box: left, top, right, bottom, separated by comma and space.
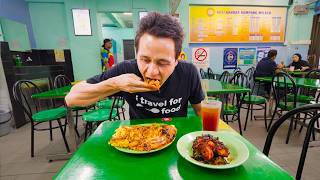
263, 104, 320, 180
82, 96, 120, 141
240, 67, 268, 131
223, 71, 248, 135
233, 67, 242, 73
207, 67, 216, 79
296, 70, 320, 103
199, 68, 207, 79
13, 80, 70, 157
268, 72, 306, 143
219, 71, 230, 83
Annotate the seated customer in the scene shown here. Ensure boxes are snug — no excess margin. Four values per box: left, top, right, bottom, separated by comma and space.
253, 49, 284, 96
254, 49, 284, 78
65, 12, 204, 119
287, 53, 310, 71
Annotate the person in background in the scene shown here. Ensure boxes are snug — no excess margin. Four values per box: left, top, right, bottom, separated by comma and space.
287, 53, 311, 71
101, 39, 115, 72
178, 51, 187, 61
254, 49, 284, 77
253, 49, 285, 96
65, 12, 204, 119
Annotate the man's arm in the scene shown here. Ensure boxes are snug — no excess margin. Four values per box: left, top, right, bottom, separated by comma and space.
65, 74, 157, 107
191, 103, 201, 116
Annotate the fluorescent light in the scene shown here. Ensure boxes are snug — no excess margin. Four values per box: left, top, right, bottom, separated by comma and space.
123, 12, 132, 15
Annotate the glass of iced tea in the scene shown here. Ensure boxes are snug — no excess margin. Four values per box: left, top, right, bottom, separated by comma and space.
201, 100, 222, 131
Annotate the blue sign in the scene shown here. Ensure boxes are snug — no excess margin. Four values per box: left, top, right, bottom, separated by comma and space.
223, 48, 238, 69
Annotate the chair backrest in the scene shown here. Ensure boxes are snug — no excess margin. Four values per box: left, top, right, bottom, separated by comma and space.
54, 74, 71, 88
233, 67, 242, 73
207, 67, 215, 79
219, 71, 230, 82
199, 68, 207, 79
263, 104, 320, 180
245, 67, 256, 89
13, 80, 45, 121
306, 70, 320, 79
229, 71, 249, 88
271, 72, 297, 109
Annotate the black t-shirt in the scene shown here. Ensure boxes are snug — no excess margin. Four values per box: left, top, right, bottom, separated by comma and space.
87, 59, 204, 119
288, 60, 310, 70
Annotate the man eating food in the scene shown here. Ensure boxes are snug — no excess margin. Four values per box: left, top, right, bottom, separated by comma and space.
65, 12, 204, 119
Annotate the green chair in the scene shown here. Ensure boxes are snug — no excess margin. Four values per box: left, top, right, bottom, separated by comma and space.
223, 72, 247, 135
13, 80, 70, 157
268, 72, 306, 144
82, 97, 121, 141
54, 74, 95, 137
290, 70, 320, 104
242, 67, 268, 131
96, 97, 126, 119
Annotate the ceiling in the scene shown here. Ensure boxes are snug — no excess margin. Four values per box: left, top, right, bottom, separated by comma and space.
99, 12, 133, 28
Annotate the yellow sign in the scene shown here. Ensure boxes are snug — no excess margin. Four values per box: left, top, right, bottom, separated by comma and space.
54, 49, 65, 62
190, 6, 287, 43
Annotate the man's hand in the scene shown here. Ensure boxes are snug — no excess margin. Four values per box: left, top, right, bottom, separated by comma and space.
301, 66, 309, 71
113, 74, 159, 93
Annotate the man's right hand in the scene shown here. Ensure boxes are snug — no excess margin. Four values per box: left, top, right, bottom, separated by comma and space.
111, 74, 159, 93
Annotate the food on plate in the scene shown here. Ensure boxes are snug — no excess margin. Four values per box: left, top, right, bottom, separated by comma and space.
192, 134, 231, 165
145, 78, 161, 89
109, 123, 177, 151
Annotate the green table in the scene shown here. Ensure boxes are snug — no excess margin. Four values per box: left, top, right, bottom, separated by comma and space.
288, 71, 308, 77
205, 80, 251, 95
54, 117, 293, 180
255, 77, 320, 89
31, 85, 72, 99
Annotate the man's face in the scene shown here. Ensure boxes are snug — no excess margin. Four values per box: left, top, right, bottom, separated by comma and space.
292, 55, 299, 62
136, 33, 177, 87
104, 41, 112, 49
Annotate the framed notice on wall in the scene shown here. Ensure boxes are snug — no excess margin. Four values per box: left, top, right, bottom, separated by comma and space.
72, 9, 92, 36
189, 5, 287, 43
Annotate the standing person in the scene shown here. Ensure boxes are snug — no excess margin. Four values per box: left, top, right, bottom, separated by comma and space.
101, 39, 115, 72
66, 12, 204, 119
287, 53, 311, 71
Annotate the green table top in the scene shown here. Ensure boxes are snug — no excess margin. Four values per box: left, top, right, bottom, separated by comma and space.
31, 80, 250, 100
31, 85, 72, 99
54, 117, 293, 180
255, 76, 320, 89
288, 71, 308, 76
205, 80, 251, 95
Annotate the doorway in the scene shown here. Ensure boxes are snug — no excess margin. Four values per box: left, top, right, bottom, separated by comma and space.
123, 39, 135, 60
308, 14, 320, 67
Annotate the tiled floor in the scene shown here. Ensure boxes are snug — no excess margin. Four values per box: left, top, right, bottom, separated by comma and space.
0, 106, 320, 180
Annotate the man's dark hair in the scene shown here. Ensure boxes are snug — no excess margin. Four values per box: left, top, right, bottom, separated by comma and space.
135, 12, 184, 59
102, 39, 111, 47
267, 49, 278, 58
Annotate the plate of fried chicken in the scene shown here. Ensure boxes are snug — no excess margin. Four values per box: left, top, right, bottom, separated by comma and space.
177, 131, 249, 169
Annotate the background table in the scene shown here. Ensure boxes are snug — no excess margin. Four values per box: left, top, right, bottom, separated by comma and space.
206, 80, 251, 95
255, 77, 320, 89
54, 117, 293, 180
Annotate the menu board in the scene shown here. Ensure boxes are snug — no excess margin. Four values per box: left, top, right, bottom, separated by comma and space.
189, 5, 287, 43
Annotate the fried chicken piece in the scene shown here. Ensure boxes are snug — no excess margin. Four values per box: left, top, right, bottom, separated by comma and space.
145, 78, 160, 89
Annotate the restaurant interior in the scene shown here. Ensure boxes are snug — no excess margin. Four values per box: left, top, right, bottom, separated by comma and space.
1, 0, 320, 179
